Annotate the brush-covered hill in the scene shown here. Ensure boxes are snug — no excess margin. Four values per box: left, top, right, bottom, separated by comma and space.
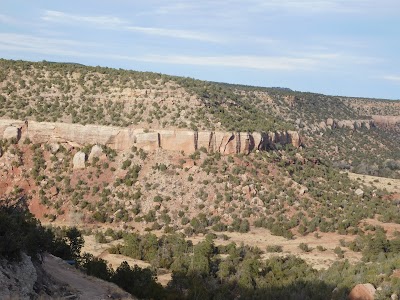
0, 59, 399, 178
1, 58, 400, 299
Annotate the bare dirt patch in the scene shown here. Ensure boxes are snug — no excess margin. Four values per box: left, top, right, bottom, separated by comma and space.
82, 235, 172, 286
43, 254, 134, 299
198, 228, 361, 270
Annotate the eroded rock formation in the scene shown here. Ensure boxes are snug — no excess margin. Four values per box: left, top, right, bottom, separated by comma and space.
372, 115, 400, 128
317, 118, 375, 131
0, 119, 301, 154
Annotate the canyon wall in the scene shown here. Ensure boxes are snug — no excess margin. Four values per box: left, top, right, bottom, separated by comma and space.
0, 119, 301, 154
371, 115, 400, 128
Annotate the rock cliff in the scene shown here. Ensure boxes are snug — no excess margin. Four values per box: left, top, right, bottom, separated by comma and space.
317, 118, 375, 131
0, 119, 301, 154
372, 115, 400, 128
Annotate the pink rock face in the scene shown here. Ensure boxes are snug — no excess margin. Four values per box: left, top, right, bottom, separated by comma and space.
159, 130, 196, 154
0, 118, 303, 154
348, 283, 376, 300
372, 115, 400, 128
134, 132, 159, 151
197, 131, 212, 151
223, 133, 237, 155
214, 132, 235, 154
288, 131, 301, 148
251, 132, 262, 150
238, 132, 250, 154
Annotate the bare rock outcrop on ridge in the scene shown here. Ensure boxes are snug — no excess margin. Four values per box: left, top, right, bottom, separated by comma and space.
0, 119, 302, 155
372, 115, 400, 128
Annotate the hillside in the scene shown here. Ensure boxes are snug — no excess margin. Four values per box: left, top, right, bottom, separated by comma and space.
1, 59, 399, 178
1, 59, 400, 299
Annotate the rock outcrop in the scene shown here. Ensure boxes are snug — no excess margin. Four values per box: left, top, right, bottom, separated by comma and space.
372, 115, 400, 128
88, 145, 103, 161
0, 253, 134, 299
348, 283, 376, 300
327, 119, 374, 130
73, 151, 86, 169
0, 119, 302, 155
0, 253, 37, 300
3, 126, 21, 141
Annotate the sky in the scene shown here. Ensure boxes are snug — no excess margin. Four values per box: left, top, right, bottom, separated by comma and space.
0, 0, 399, 99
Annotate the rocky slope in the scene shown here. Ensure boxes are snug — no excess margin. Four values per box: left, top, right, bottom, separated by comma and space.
0, 253, 133, 299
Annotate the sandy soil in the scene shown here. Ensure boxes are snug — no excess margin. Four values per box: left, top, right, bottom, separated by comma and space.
43, 254, 134, 300
82, 226, 361, 293
190, 227, 361, 270
362, 218, 400, 237
83, 235, 172, 286
347, 172, 400, 194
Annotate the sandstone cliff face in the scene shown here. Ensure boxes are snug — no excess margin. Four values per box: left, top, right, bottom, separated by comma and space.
372, 115, 400, 128
316, 118, 375, 131
0, 119, 301, 154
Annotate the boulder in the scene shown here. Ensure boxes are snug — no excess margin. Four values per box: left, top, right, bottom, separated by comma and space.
355, 189, 364, 196
326, 118, 334, 127
73, 151, 86, 169
348, 283, 376, 300
49, 186, 58, 196
3, 126, 20, 141
88, 145, 103, 161
49, 143, 60, 154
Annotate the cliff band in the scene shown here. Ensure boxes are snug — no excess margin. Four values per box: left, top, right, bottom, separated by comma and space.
0, 119, 301, 154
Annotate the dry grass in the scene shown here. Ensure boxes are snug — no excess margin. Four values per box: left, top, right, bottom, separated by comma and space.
347, 172, 400, 194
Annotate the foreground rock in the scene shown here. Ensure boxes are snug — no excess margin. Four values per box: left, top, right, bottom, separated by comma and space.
0, 253, 134, 299
0, 253, 37, 300
43, 254, 134, 300
348, 283, 376, 300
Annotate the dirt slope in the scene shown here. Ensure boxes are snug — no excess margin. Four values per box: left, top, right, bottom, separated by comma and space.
43, 254, 134, 300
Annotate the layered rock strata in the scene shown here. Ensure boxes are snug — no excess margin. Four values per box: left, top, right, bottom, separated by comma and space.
0, 119, 302, 154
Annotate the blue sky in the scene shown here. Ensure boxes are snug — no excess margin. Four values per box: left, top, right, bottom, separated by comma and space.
0, 0, 399, 99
